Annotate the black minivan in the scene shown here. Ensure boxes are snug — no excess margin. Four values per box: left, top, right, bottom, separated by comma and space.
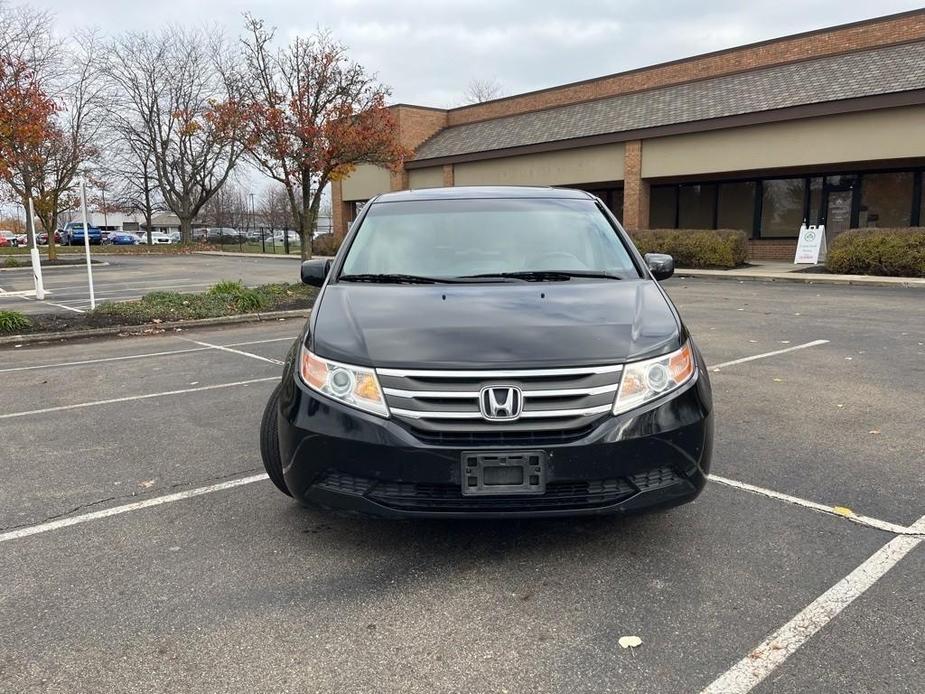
260, 186, 713, 518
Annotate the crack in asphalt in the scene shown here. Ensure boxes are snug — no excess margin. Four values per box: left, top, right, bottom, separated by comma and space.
0, 467, 264, 535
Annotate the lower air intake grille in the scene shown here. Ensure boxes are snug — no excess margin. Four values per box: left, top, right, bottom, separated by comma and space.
314, 466, 682, 513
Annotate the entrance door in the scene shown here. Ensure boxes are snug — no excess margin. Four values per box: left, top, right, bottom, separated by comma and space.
824, 189, 853, 239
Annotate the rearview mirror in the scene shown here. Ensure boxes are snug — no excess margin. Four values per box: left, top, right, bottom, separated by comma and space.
301, 258, 332, 286
644, 253, 674, 281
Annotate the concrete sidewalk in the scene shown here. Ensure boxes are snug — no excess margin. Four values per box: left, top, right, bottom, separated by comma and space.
676, 262, 925, 288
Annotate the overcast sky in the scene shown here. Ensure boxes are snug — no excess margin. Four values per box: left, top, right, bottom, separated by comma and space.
39, 0, 924, 108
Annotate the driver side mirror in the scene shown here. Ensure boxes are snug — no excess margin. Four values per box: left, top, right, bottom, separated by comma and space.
645, 253, 674, 281
301, 258, 332, 287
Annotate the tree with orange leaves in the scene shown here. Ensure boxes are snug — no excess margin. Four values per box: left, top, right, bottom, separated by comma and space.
240, 16, 410, 259
0, 53, 57, 247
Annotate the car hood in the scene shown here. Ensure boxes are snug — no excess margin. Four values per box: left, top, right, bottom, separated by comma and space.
311, 280, 681, 369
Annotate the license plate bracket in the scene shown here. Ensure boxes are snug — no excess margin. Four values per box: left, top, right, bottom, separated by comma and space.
461, 451, 546, 496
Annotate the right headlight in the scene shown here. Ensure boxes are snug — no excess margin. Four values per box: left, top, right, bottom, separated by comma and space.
612, 341, 695, 415
299, 346, 389, 418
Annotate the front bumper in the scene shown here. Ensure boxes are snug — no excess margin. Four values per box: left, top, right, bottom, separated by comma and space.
278, 367, 713, 519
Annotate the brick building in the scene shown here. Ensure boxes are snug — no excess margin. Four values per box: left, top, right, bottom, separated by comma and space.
332, 9, 925, 260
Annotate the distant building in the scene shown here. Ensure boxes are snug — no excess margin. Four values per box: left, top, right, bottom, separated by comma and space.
333, 9, 925, 260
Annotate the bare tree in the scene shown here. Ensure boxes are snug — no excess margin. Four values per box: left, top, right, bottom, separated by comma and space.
107, 28, 247, 242
98, 125, 164, 243
463, 78, 503, 104
259, 184, 290, 231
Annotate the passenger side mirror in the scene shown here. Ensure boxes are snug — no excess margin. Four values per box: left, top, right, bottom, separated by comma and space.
301, 258, 332, 286
645, 253, 674, 281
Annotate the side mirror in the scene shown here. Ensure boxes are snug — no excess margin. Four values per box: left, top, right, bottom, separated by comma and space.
645, 253, 674, 281
301, 258, 332, 286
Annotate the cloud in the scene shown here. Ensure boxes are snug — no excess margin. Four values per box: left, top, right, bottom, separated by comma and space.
34, 0, 925, 107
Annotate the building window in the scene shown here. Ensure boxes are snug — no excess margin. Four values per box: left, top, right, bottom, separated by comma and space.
650, 185, 677, 228
760, 178, 805, 238
808, 177, 823, 225
678, 184, 716, 229
859, 172, 913, 228
717, 182, 755, 233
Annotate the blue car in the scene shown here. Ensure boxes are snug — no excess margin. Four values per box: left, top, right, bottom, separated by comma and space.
108, 232, 139, 245
64, 222, 102, 245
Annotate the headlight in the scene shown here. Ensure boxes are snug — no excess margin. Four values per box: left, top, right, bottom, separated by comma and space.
299, 347, 389, 418
613, 341, 695, 415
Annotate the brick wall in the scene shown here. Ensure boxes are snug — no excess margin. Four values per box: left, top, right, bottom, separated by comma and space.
747, 239, 798, 261
446, 10, 925, 126
393, 105, 448, 151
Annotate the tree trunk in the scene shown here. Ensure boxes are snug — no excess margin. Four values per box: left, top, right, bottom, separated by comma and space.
300, 173, 313, 260
180, 217, 193, 244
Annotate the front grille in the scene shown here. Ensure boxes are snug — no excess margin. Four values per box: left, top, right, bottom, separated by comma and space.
378, 364, 623, 443
408, 420, 603, 446
314, 466, 682, 513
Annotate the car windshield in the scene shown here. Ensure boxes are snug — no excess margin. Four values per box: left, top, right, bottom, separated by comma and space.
339, 197, 640, 280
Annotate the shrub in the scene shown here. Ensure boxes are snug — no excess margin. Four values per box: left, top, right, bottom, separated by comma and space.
207, 280, 269, 312
312, 233, 342, 257
629, 229, 748, 269
3, 256, 21, 268
0, 310, 32, 334
826, 228, 925, 277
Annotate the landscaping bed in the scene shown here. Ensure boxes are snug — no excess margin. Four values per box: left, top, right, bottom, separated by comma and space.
2, 256, 106, 268
0, 281, 317, 336
629, 229, 748, 269
0, 243, 220, 257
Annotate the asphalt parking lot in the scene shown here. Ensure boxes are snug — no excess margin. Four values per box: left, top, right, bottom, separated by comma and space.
0, 278, 922, 693
0, 253, 300, 314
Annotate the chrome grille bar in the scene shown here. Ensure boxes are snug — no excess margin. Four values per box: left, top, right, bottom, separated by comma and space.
390, 404, 613, 420
377, 364, 623, 379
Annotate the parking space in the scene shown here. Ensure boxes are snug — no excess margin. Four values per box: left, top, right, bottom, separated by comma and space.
0, 253, 300, 314
0, 279, 922, 693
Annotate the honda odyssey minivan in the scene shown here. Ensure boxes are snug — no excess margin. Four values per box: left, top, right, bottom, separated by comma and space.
260, 186, 713, 518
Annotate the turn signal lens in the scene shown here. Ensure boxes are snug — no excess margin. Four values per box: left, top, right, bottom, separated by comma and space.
613, 341, 696, 415
299, 347, 389, 418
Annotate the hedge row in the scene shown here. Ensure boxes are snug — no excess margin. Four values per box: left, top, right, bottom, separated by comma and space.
629, 229, 748, 269
826, 228, 925, 278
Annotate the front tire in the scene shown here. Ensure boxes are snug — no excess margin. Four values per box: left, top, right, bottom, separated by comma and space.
260, 383, 291, 496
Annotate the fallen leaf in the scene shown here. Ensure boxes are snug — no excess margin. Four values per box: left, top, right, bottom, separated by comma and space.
832, 506, 854, 517
868, 430, 881, 435
619, 636, 643, 649
139, 479, 156, 488
836, 404, 844, 408
773, 378, 783, 382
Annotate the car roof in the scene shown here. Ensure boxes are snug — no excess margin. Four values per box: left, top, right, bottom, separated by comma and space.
371, 186, 594, 203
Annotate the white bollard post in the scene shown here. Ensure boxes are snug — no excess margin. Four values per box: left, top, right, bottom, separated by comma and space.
28, 198, 45, 301
79, 177, 96, 309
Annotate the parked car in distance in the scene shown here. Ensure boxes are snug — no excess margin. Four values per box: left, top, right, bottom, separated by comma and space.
0, 230, 19, 247
167, 231, 181, 243
271, 229, 301, 245
64, 222, 102, 245
36, 231, 66, 245
108, 232, 139, 245
260, 186, 713, 519
145, 231, 172, 245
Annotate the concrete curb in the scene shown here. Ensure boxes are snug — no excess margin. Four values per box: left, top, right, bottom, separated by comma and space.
0, 308, 310, 348
193, 251, 302, 260
675, 269, 925, 288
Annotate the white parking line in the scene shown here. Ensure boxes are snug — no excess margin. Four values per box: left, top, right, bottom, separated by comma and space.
710, 340, 829, 370
709, 475, 918, 536
701, 514, 924, 694
0, 473, 269, 544
0, 337, 295, 374
0, 377, 277, 420
179, 338, 285, 366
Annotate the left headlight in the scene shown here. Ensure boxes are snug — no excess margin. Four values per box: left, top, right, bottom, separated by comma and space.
299, 346, 390, 418
612, 341, 696, 415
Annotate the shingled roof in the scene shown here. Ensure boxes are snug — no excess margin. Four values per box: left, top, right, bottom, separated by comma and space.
411, 41, 925, 163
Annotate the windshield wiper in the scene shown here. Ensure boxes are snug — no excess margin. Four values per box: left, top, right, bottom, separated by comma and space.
339, 273, 454, 284
459, 270, 623, 282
